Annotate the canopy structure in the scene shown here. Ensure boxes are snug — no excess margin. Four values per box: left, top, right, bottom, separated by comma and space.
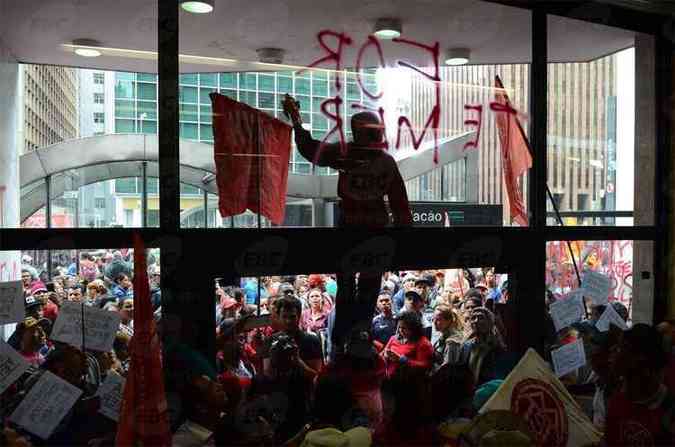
20, 131, 476, 222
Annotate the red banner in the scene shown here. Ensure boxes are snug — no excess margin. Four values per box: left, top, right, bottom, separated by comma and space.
211, 93, 292, 225
494, 76, 532, 226
116, 234, 171, 447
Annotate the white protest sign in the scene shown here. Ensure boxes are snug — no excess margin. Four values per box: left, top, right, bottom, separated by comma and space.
96, 373, 125, 422
549, 291, 585, 332
51, 301, 121, 352
9, 371, 83, 440
581, 271, 611, 305
0, 280, 24, 325
551, 339, 586, 378
0, 339, 30, 395
596, 304, 629, 332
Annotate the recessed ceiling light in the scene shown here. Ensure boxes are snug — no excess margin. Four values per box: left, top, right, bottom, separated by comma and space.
444, 48, 470, 66
72, 39, 102, 57
373, 18, 402, 40
180, 0, 214, 14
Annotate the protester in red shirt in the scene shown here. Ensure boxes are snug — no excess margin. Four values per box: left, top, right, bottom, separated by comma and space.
382, 310, 433, 377
379, 311, 434, 444
604, 324, 675, 446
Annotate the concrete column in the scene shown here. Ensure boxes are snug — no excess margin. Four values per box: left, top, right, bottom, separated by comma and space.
0, 37, 21, 340
632, 35, 656, 324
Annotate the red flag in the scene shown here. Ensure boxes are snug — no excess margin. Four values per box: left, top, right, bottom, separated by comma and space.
493, 76, 533, 226
116, 234, 171, 447
211, 93, 292, 225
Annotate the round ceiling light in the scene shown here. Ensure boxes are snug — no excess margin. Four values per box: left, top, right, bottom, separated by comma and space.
444, 47, 471, 66
373, 18, 402, 40
180, 0, 215, 14
72, 39, 102, 57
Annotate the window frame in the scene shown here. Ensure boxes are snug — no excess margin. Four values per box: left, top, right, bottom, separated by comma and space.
0, 0, 670, 363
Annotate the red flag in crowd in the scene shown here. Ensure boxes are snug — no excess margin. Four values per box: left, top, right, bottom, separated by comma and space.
493, 76, 533, 226
116, 234, 171, 447
210, 93, 292, 225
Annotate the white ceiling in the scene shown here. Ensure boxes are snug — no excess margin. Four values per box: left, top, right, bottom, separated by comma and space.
0, 0, 637, 73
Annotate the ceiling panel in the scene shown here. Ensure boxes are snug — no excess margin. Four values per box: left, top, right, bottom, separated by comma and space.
1, 0, 637, 73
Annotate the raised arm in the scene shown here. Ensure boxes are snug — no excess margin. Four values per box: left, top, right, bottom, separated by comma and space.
282, 94, 339, 168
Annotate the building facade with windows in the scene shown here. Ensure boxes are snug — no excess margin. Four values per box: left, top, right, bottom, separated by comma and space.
19, 64, 78, 154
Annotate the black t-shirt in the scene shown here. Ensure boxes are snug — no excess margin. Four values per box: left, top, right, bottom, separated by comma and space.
262, 330, 322, 364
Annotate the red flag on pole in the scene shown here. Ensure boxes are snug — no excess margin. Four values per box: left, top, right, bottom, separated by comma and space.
116, 234, 171, 447
492, 76, 533, 226
210, 93, 292, 225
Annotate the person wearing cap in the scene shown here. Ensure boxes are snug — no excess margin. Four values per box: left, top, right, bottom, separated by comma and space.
400, 290, 425, 318
372, 291, 397, 348
414, 274, 436, 307
24, 295, 43, 320
392, 274, 417, 314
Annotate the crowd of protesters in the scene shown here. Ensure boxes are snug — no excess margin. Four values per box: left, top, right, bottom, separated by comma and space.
4, 257, 675, 446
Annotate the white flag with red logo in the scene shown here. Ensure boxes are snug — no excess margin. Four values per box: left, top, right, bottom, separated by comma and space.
479, 348, 601, 447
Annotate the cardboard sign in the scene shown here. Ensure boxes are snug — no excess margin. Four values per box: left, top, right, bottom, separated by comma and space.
479, 349, 601, 447
96, 373, 125, 422
596, 304, 629, 332
551, 339, 586, 378
9, 371, 83, 440
51, 301, 121, 352
0, 280, 24, 324
581, 271, 611, 305
549, 291, 585, 332
0, 339, 30, 395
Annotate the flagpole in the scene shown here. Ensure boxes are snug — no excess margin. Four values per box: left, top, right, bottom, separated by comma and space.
495, 75, 583, 299
256, 113, 262, 317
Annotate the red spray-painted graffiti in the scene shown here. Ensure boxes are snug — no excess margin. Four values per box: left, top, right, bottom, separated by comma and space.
299, 30, 442, 162
546, 240, 633, 310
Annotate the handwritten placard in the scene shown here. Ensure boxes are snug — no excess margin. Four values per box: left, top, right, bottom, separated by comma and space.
51, 301, 121, 352
0, 339, 30, 395
581, 271, 611, 305
549, 290, 585, 332
596, 304, 629, 332
551, 339, 586, 378
0, 280, 24, 324
9, 371, 83, 439
96, 373, 125, 422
